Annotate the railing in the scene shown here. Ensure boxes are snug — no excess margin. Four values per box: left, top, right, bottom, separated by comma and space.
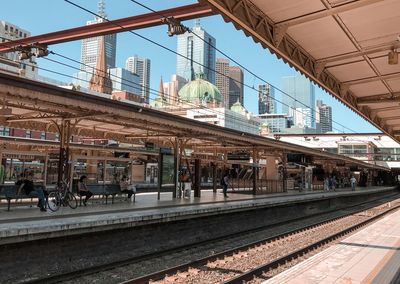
230, 178, 284, 194
257, 179, 284, 194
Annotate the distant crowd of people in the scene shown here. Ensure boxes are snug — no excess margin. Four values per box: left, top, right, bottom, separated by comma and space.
323, 175, 357, 191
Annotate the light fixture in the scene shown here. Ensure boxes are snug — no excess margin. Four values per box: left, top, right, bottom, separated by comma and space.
19, 50, 33, 60
162, 17, 188, 37
388, 49, 398, 65
35, 44, 49, 58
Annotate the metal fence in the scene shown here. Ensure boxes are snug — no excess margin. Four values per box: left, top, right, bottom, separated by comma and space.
230, 178, 284, 194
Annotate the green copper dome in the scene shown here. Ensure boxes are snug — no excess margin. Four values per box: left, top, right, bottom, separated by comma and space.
230, 99, 247, 115
178, 75, 221, 104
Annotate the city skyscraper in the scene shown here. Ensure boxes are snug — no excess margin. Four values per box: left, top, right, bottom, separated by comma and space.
215, 58, 244, 108
0, 21, 37, 79
282, 75, 315, 128
216, 58, 229, 108
316, 100, 333, 133
80, 0, 116, 73
229, 66, 244, 108
125, 56, 151, 104
176, 19, 216, 84
258, 84, 276, 114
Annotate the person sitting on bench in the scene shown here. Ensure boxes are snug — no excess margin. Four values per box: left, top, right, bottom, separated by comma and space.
78, 175, 93, 206
120, 175, 135, 201
17, 172, 47, 212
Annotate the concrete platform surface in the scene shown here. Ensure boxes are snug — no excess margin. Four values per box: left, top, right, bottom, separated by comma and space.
264, 202, 400, 284
0, 186, 395, 244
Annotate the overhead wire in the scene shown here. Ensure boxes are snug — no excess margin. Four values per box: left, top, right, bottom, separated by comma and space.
127, 0, 361, 134
0, 3, 376, 146
0, 35, 261, 129
63, 0, 358, 138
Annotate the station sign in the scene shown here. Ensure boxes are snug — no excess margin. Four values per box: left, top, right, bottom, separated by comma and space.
145, 142, 155, 150
191, 153, 221, 161
227, 151, 250, 161
160, 147, 173, 155
3, 153, 39, 159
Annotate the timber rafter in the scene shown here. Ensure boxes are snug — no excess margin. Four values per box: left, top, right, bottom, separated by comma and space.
201, 0, 395, 137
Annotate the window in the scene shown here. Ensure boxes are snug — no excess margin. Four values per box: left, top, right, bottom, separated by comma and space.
25, 130, 31, 138
5, 25, 8, 31
40, 132, 46, 140
339, 144, 368, 156
0, 127, 10, 136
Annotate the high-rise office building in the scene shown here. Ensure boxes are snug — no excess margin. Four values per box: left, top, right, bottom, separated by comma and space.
176, 19, 216, 84
258, 84, 276, 114
80, 0, 116, 73
282, 75, 315, 128
0, 21, 37, 79
125, 56, 151, 104
316, 100, 333, 133
229, 66, 244, 108
215, 58, 244, 109
216, 58, 229, 107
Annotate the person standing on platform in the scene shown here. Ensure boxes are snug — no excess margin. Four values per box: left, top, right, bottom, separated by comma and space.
350, 176, 357, 191
324, 177, 329, 191
332, 176, 337, 191
328, 176, 333, 191
222, 172, 230, 198
78, 175, 93, 206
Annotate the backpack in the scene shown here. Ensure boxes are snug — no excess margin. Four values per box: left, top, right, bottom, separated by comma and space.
220, 177, 225, 186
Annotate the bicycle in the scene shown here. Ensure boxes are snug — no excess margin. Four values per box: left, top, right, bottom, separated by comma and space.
47, 180, 78, 212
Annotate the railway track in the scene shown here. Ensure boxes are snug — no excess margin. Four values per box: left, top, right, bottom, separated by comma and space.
31, 193, 400, 284
121, 198, 400, 284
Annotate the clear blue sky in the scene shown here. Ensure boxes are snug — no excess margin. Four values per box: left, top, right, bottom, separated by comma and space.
1, 0, 379, 133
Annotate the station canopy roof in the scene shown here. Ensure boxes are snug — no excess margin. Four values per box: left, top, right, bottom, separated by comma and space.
201, 0, 400, 142
0, 72, 388, 171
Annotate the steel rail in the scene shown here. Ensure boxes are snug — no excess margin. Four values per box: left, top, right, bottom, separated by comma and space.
223, 200, 400, 284
25, 192, 399, 284
119, 193, 400, 284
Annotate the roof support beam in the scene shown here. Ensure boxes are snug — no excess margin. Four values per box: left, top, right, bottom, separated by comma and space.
371, 106, 400, 114
381, 116, 400, 121
357, 92, 400, 105
343, 72, 400, 86
201, 0, 387, 140
319, 41, 398, 65
0, 3, 214, 53
275, 0, 382, 28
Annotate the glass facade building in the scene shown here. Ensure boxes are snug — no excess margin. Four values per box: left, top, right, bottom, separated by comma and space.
282, 75, 315, 128
125, 56, 151, 104
80, 1, 116, 73
258, 84, 276, 114
176, 20, 216, 84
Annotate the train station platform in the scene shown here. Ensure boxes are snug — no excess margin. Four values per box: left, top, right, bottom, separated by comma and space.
0, 186, 396, 245
265, 205, 400, 284
1, 186, 398, 284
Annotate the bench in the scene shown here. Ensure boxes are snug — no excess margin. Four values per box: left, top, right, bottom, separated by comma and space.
0, 184, 47, 211
104, 184, 136, 203
76, 184, 135, 205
